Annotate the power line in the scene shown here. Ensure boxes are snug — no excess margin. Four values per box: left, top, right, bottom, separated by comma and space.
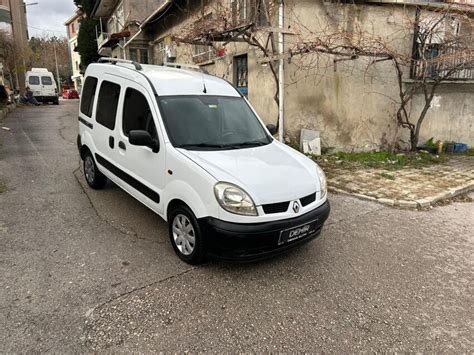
3, 16, 67, 36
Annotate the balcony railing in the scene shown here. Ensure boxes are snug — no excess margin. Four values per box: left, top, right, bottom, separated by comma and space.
411, 46, 474, 81
97, 31, 110, 50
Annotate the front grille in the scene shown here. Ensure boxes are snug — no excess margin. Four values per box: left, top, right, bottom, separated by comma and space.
300, 192, 316, 207
262, 201, 290, 214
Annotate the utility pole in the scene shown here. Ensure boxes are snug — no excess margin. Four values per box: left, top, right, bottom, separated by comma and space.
278, 0, 284, 142
53, 41, 61, 92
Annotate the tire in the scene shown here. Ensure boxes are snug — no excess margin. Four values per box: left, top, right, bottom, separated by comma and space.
168, 205, 207, 265
53, 99, 59, 105
83, 151, 107, 189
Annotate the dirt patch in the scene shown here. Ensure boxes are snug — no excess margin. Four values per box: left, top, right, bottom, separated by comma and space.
0, 180, 6, 193
316, 155, 474, 205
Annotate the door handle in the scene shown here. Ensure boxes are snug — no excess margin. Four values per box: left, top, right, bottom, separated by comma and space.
118, 141, 126, 150
109, 136, 114, 149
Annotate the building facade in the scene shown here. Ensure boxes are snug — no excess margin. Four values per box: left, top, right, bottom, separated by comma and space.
0, 0, 29, 92
136, 0, 473, 150
91, 0, 166, 61
65, 9, 84, 91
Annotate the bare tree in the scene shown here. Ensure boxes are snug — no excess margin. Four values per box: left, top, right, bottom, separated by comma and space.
0, 30, 25, 90
27, 36, 72, 87
170, 1, 473, 150
291, 5, 473, 150
172, 0, 282, 124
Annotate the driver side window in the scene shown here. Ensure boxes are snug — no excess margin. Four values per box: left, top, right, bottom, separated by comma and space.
122, 88, 158, 140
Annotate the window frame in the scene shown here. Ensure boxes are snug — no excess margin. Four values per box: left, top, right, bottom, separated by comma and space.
28, 76, 40, 85
233, 54, 248, 96
41, 76, 53, 85
121, 87, 158, 140
80, 76, 98, 118
95, 80, 121, 131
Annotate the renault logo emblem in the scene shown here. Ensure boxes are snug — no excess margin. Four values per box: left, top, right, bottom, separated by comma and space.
292, 201, 300, 213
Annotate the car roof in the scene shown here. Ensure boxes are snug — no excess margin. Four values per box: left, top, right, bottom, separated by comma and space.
86, 63, 241, 98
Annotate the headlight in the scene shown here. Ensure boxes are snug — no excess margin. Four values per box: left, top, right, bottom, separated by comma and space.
214, 182, 257, 216
315, 163, 327, 199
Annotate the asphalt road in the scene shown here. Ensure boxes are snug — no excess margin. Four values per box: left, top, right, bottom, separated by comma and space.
0, 101, 473, 352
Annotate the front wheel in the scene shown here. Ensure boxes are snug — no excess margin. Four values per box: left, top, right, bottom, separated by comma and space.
83, 151, 107, 189
168, 205, 206, 265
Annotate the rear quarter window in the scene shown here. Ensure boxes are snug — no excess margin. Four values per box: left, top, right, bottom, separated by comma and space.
41, 76, 53, 85
28, 76, 40, 85
96, 81, 121, 130
80, 76, 98, 118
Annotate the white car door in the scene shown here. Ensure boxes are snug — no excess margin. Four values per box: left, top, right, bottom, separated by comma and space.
113, 78, 166, 215
91, 75, 122, 180
40, 75, 56, 97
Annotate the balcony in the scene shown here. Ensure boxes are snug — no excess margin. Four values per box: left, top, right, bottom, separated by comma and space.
411, 47, 474, 82
97, 31, 110, 49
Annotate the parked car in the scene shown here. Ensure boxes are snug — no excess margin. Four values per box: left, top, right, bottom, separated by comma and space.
63, 89, 80, 99
77, 58, 330, 264
25, 68, 59, 105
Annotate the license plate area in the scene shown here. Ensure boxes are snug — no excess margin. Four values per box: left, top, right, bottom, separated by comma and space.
278, 219, 319, 246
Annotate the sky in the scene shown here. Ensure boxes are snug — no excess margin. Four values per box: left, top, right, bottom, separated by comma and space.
26, 0, 76, 38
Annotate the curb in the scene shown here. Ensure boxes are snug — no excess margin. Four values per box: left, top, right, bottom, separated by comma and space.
0, 104, 17, 120
329, 182, 474, 209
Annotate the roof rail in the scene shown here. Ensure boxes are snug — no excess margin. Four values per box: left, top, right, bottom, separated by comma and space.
162, 62, 209, 74
98, 57, 143, 71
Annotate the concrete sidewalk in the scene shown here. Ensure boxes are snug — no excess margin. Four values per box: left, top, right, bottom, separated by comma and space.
325, 156, 474, 209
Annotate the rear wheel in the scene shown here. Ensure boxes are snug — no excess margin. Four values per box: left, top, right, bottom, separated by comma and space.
83, 151, 107, 189
168, 205, 206, 265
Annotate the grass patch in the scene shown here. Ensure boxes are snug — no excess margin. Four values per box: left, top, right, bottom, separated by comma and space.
379, 172, 396, 180
336, 151, 444, 166
313, 150, 447, 171
0, 180, 6, 193
464, 148, 474, 156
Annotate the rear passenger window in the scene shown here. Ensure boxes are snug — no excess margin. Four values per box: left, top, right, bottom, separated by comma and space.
122, 88, 157, 140
41, 76, 52, 85
29, 76, 39, 85
96, 81, 120, 130
80, 76, 98, 117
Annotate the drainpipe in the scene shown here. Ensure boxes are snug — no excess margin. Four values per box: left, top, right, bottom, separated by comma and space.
278, 0, 284, 142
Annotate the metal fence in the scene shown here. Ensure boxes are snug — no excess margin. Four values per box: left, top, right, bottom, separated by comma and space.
411, 46, 474, 81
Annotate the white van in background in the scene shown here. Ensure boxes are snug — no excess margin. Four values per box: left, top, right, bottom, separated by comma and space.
26, 68, 59, 105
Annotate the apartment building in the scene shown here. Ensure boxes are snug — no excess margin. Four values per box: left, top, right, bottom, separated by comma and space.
136, 0, 473, 150
0, 0, 29, 92
91, 0, 166, 61
65, 9, 84, 91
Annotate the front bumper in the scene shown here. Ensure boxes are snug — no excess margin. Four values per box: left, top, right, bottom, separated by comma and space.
200, 200, 330, 261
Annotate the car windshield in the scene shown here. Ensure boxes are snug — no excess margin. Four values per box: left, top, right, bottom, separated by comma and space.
158, 96, 272, 150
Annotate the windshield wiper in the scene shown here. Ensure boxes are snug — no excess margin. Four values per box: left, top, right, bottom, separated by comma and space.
176, 143, 237, 149
176, 141, 269, 150
229, 140, 269, 147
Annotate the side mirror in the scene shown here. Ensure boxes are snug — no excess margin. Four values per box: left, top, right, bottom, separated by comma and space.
266, 124, 277, 135
129, 130, 159, 153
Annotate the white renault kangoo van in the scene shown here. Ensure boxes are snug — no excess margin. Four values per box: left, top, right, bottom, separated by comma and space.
77, 58, 330, 264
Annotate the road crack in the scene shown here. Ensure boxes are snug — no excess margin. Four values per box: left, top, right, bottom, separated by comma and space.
72, 166, 148, 240
325, 205, 385, 227
88, 267, 195, 314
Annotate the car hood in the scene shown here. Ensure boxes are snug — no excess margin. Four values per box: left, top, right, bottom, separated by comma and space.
178, 141, 320, 205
